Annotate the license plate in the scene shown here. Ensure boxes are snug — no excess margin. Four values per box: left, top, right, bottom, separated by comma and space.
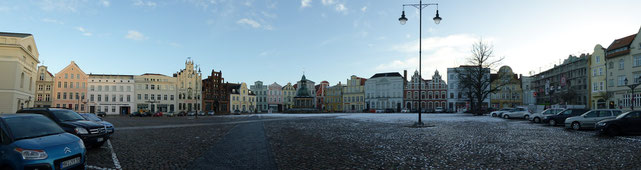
61, 157, 81, 169
97, 137, 103, 142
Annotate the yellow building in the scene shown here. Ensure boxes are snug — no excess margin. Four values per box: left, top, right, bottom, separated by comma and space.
0, 32, 40, 113
282, 82, 296, 110
589, 44, 608, 109
490, 66, 523, 109
343, 75, 366, 112
35, 65, 54, 108
325, 83, 345, 112
174, 58, 202, 112
52, 61, 88, 112
606, 28, 641, 111
230, 82, 256, 113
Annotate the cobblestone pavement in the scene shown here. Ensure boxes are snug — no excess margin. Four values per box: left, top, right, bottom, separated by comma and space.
189, 116, 277, 170
85, 113, 641, 169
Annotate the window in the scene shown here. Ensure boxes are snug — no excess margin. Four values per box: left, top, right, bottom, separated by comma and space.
151, 94, 155, 100
112, 95, 116, 102
619, 59, 625, 70
635, 55, 641, 67
105, 95, 109, 102
592, 69, 596, 76
599, 82, 604, 91
145, 94, 149, 100
65, 73, 68, 79
609, 62, 614, 69
38, 85, 43, 91
164, 95, 168, 100
608, 79, 614, 87
618, 76, 626, 86
171, 95, 174, 100
45, 94, 50, 101
70, 82, 73, 88
90, 85, 95, 91
137, 94, 141, 100
64, 82, 67, 88
596, 56, 600, 63
592, 83, 597, 92
98, 94, 102, 101
57, 92, 60, 99
63, 92, 67, 99
112, 106, 116, 112
119, 95, 123, 102
58, 82, 61, 88
98, 85, 102, 91
90, 94, 94, 102
599, 68, 603, 76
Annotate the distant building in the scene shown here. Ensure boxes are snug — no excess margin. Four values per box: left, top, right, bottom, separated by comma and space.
282, 82, 296, 110
521, 76, 536, 106
35, 65, 54, 108
343, 75, 366, 112
268, 82, 283, 112
134, 73, 177, 113
490, 66, 523, 109
174, 59, 202, 113
250, 81, 268, 112
293, 75, 316, 110
202, 68, 229, 113
315, 81, 329, 110
325, 82, 345, 112
296, 75, 316, 108
52, 61, 88, 112
229, 82, 256, 113
0, 32, 39, 113
447, 65, 491, 112
365, 72, 405, 112
604, 29, 641, 111
589, 44, 608, 109
532, 55, 589, 107
404, 70, 447, 112
88, 74, 135, 115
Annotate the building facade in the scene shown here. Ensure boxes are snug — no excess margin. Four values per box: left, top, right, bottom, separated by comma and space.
343, 75, 366, 112
267, 82, 283, 112
605, 29, 641, 111
293, 75, 316, 110
282, 82, 296, 111
521, 76, 536, 106
35, 65, 54, 108
365, 72, 405, 112
590, 44, 609, 109
134, 73, 177, 113
325, 83, 344, 112
0, 32, 39, 113
533, 55, 589, 107
404, 70, 448, 112
174, 59, 202, 113
230, 82, 256, 113
490, 66, 523, 109
52, 61, 88, 112
296, 76, 316, 108
202, 69, 229, 113
447, 66, 491, 112
250, 81, 268, 112
315, 81, 329, 111
88, 74, 135, 115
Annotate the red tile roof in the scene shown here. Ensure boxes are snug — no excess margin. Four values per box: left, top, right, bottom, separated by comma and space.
606, 34, 637, 59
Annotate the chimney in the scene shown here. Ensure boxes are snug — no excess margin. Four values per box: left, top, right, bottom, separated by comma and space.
404, 70, 407, 81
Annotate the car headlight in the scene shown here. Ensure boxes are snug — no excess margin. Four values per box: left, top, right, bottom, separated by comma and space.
597, 122, 607, 126
14, 148, 48, 160
78, 139, 85, 149
75, 127, 89, 135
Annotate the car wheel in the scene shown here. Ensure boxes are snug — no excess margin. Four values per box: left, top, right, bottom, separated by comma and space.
571, 122, 581, 130
503, 115, 509, 119
524, 115, 529, 119
534, 117, 540, 123
549, 120, 556, 126
492, 113, 496, 117
606, 126, 621, 136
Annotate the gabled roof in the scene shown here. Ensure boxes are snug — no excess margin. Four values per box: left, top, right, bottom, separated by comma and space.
370, 72, 403, 79
606, 34, 637, 58
0, 32, 32, 38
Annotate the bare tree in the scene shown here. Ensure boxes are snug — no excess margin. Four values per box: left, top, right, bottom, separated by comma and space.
456, 39, 507, 115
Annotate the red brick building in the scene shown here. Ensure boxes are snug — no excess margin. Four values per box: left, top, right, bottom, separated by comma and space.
404, 70, 448, 112
202, 69, 231, 114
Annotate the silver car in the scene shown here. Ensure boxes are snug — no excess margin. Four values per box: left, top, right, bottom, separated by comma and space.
529, 108, 564, 123
564, 109, 623, 130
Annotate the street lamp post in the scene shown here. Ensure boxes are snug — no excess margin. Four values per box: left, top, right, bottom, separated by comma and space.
399, 0, 441, 126
624, 77, 641, 110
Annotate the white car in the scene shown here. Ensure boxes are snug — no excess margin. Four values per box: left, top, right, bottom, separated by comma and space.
434, 107, 444, 113
401, 109, 410, 113
491, 108, 513, 117
502, 107, 529, 119
529, 108, 564, 123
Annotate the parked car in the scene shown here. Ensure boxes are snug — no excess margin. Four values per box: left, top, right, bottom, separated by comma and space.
177, 111, 187, 117
198, 111, 206, 116
141, 111, 152, 117
96, 112, 107, 117
129, 111, 141, 117
80, 113, 115, 135
384, 109, 395, 113
502, 107, 529, 119
17, 108, 111, 147
434, 107, 444, 113
152, 112, 163, 117
565, 109, 623, 130
0, 114, 86, 170
596, 111, 641, 136
166, 112, 176, 117
529, 108, 564, 123
542, 108, 591, 126
187, 112, 196, 116
375, 109, 384, 113
401, 109, 410, 113
491, 108, 513, 117
207, 111, 215, 116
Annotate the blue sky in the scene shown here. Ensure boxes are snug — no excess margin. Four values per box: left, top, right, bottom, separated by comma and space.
1, 0, 641, 86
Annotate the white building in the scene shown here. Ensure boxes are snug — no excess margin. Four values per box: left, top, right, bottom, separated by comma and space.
267, 82, 283, 112
250, 81, 268, 112
365, 72, 405, 112
521, 76, 536, 106
0, 32, 39, 113
134, 73, 177, 113
87, 74, 135, 115
447, 66, 491, 112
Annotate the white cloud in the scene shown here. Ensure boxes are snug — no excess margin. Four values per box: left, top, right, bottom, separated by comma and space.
133, 0, 157, 8
42, 18, 64, 25
321, 0, 336, 6
125, 30, 147, 40
237, 18, 273, 30
38, 0, 82, 12
244, 1, 252, 7
100, 0, 110, 7
361, 6, 367, 12
335, 3, 347, 13
301, 0, 311, 8
75, 27, 92, 36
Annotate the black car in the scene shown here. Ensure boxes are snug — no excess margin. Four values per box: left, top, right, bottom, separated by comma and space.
17, 108, 110, 147
542, 108, 590, 126
596, 111, 641, 136
96, 112, 107, 117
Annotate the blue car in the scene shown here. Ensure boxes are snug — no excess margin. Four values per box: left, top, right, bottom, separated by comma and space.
80, 113, 114, 135
0, 114, 86, 170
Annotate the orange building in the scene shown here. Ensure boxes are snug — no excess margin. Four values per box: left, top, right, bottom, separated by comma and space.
52, 61, 88, 112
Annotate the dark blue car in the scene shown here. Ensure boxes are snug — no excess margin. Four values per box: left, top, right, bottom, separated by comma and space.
0, 114, 86, 170
80, 113, 114, 135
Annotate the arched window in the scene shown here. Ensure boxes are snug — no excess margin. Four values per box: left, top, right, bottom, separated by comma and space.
20, 73, 24, 88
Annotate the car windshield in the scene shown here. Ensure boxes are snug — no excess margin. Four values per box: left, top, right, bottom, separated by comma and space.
4, 115, 65, 140
617, 111, 641, 119
558, 110, 572, 115
81, 114, 102, 121
51, 110, 86, 121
